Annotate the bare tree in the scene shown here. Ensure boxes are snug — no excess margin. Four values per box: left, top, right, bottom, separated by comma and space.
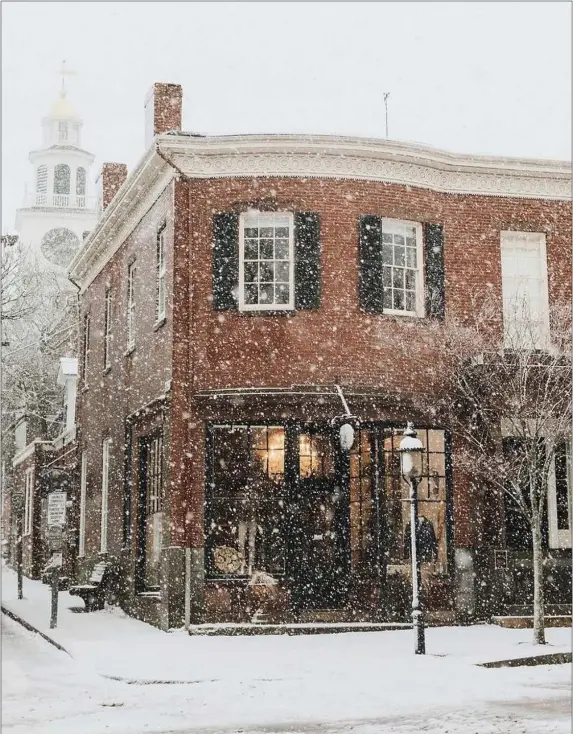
1, 236, 42, 324
427, 292, 571, 644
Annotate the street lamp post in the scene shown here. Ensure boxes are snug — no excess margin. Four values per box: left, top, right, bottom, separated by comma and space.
399, 422, 426, 655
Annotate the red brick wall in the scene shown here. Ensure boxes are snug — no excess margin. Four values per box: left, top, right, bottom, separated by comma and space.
175, 176, 571, 548
77, 173, 571, 557
77, 185, 175, 559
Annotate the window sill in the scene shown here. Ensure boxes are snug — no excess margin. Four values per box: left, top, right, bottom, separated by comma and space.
236, 309, 296, 318
153, 317, 167, 331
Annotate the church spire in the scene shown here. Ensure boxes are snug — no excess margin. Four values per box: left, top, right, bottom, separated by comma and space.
58, 59, 77, 98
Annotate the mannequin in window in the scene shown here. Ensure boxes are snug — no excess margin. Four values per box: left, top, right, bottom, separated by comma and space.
403, 516, 438, 563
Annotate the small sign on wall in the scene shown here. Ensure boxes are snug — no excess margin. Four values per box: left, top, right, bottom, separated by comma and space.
47, 492, 67, 527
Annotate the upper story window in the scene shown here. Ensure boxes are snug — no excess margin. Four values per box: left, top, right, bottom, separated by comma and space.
24, 468, 34, 536
103, 288, 112, 370
239, 212, 294, 311
82, 314, 90, 386
58, 122, 68, 142
54, 164, 71, 195
127, 262, 136, 351
156, 226, 166, 321
381, 219, 424, 317
500, 231, 549, 350
76, 167, 86, 196
548, 441, 572, 549
359, 216, 443, 320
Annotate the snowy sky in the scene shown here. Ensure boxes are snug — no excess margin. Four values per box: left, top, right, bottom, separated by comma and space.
2, 1, 571, 231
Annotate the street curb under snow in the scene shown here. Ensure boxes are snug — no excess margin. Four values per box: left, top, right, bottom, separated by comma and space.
1, 605, 71, 656
2, 601, 571, 678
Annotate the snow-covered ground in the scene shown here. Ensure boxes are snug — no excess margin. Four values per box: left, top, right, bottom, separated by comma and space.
2, 566, 571, 733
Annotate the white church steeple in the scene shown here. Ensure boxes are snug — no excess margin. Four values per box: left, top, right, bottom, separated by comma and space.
15, 63, 98, 273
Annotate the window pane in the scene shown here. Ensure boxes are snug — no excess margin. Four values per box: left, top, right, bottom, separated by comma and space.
405, 291, 416, 312
383, 289, 393, 310
406, 248, 417, 268
259, 262, 274, 282
394, 234, 404, 246
393, 290, 405, 310
244, 240, 258, 259
275, 262, 289, 282
259, 284, 273, 303
405, 270, 416, 290
260, 240, 274, 259
244, 284, 258, 304
392, 268, 404, 289
275, 240, 290, 259
382, 244, 393, 264
276, 284, 290, 304
244, 228, 259, 238
260, 227, 273, 238
394, 246, 405, 267
275, 227, 289, 238
244, 261, 258, 283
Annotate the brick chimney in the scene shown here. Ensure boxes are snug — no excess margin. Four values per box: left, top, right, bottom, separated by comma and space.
96, 163, 128, 211
144, 82, 183, 148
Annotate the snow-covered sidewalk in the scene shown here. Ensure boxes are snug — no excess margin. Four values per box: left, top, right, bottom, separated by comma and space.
2, 565, 571, 734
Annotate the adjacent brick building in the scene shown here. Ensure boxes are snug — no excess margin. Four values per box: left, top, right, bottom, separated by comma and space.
66, 83, 571, 630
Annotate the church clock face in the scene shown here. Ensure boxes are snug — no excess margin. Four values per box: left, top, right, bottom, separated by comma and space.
40, 228, 81, 267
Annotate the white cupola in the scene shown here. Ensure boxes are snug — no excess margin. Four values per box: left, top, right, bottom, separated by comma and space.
15, 66, 98, 275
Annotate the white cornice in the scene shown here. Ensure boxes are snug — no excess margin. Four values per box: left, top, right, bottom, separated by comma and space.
68, 146, 173, 291
160, 134, 571, 200
69, 134, 571, 292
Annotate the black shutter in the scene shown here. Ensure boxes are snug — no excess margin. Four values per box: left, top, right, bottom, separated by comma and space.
424, 223, 445, 320
212, 213, 239, 310
359, 215, 384, 313
294, 212, 321, 310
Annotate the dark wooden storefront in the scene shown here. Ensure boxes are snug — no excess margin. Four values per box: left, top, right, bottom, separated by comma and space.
204, 416, 454, 622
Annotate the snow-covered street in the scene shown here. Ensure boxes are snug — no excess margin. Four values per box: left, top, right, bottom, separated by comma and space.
2, 566, 571, 734
2, 612, 570, 734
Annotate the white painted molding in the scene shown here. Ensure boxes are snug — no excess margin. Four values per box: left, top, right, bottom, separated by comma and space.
12, 440, 54, 468
161, 134, 571, 200
69, 134, 571, 292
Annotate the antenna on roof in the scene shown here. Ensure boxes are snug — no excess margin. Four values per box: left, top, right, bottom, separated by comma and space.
383, 92, 390, 139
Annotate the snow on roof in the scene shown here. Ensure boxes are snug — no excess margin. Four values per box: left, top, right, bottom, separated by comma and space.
57, 357, 78, 385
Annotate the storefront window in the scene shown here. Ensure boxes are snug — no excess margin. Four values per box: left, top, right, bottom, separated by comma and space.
349, 429, 374, 568
382, 427, 448, 573
208, 425, 286, 577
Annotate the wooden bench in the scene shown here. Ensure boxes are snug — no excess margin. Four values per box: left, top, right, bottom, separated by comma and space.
69, 561, 112, 612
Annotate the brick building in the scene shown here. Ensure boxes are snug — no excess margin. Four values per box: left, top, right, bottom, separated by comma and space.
66, 83, 571, 630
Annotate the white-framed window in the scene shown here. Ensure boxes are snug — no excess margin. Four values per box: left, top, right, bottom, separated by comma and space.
79, 451, 88, 557
82, 314, 90, 387
100, 438, 111, 554
156, 226, 166, 321
547, 442, 572, 549
239, 212, 294, 311
103, 288, 112, 370
500, 231, 549, 350
127, 262, 136, 350
381, 219, 424, 317
146, 433, 164, 515
23, 468, 34, 536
